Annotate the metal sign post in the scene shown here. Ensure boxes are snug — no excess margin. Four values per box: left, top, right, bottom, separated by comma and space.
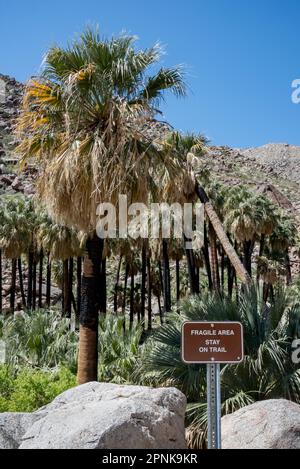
207, 363, 221, 449
181, 321, 244, 450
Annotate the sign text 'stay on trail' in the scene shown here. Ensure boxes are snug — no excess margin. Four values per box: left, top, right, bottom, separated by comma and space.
181, 321, 244, 364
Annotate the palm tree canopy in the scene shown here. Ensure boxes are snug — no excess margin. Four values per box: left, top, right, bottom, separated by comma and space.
16, 28, 188, 233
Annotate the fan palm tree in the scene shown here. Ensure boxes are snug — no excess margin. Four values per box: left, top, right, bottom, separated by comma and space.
224, 186, 277, 277
0, 196, 36, 312
16, 28, 187, 384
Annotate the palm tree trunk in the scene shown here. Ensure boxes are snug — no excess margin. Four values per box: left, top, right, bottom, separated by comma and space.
10, 259, 17, 313
202, 223, 213, 290
176, 259, 180, 301
186, 247, 200, 294
209, 224, 221, 292
76, 257, 82, 318
141, 247, 146, 327
99, 258, 107, 315
62, 259, 69, 316
162, 241, 171, 313
46, 255, 51, 308
158, 294, 163, 325
18, 258, 26, 308
32, 259, 37, 310
221, 250, 225, 294
77, 233, 103, 385
38, 251, 43, 309
113, 255, 122, 313
196, 185, 251, 285
67, 258, 73, 317
243, 240, 253, 277
27, 248, 34, 309
129, 271, 134, 328
227, 256, 234, 299
0, 250, 2, 314
147, 257, 152, 331
285, 250, 292, 286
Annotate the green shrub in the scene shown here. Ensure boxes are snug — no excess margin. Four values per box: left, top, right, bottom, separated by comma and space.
0, 366, 76, 412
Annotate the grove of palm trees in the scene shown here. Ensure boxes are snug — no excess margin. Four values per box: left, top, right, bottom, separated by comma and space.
1, 20, 300, 451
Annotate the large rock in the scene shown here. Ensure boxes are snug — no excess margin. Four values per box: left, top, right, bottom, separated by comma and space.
222, 399, 300, 449
17, 382, 186, 449
0, 413, 42, 449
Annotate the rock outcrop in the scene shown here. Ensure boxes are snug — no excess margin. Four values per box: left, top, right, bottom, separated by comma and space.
222, 399, 300, 449
0, 382, 187, 449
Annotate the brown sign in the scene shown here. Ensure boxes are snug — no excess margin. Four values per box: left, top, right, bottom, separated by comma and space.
181, 321, 244, 364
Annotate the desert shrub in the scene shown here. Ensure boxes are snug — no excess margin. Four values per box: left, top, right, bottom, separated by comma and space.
0, 366, 76, 412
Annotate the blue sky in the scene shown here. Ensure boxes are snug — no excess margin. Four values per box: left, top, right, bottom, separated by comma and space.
1, 0, 300, 148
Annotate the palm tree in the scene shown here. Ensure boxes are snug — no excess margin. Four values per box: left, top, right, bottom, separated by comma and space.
0, 196, 35, 312
16, 28, 187, 384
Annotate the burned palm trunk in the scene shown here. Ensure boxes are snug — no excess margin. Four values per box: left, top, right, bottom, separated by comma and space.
46, 255, 51, 308
32, 258, 37, 310
99, 258, 107, 315
227, 257, 234, 299
162, 241, 171, 313
38, 251, 44, 309
77, 234, 103, 385
147, 257, 152, 331
62, 259, 69, 317
76, 257, 82, 318
18, 258, 26, 308
27, 248, 34, 309
10, 259, 17, 313
202, 223, 213, 290
243, 240, 253, 278
285, 250, 292, 286
209, 224, 220, 293
129, 271, 134, 328
186, 247, 199, 295
67, 258, 74, 317
176, 259, 180, 302
113, 255, 122, 313
141, 247, 146, 327
0, 250, 2, 314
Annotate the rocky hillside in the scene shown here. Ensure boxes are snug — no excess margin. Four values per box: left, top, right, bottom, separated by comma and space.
1, 73, 300, 224
0, 74, 34, 196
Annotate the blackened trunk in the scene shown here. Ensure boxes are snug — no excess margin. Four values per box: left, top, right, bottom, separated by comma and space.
147, 257, 152, 331
32, 259, 37, 310
38, 251, 44, 309
157, 294, 163, 325
0, 250, 2, 314
243, 240, 253, 277
162, 241, 171, 313
77, 233, 103, 385
62, 259, 69, 316
186, 247, 199, 295
285, 251, 292, 286
209, 224, 220, 293
67, 258, 73, 317
202, 224, 213, 290
10, 259, 17, 313
46, 256, 51, 308
129, 271, 134, 328
99, 258, 107, 315
221, 250, 225, 294
18, 258, 26, 307
227, 257, 234, 299
76, 257, 82, 318
113, 255, 122, 313
27, 249, 34, 309
141, 247, 146, 327
176, 259, 180, 302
